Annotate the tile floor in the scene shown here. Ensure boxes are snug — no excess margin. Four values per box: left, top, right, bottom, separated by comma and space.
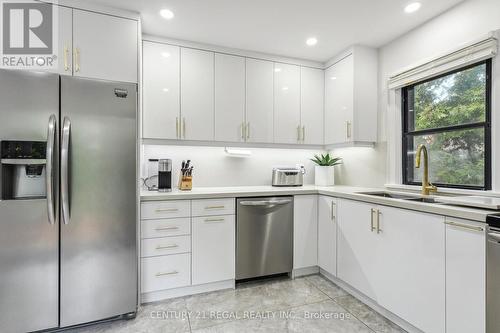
70, 275, 406, 333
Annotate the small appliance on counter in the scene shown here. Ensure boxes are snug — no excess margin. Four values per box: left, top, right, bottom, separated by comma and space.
179, 160, 193, 191
158, 159, 172, 192
144, 159, 159, 191
271, 165, 305, 187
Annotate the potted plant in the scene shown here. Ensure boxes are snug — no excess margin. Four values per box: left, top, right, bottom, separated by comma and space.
310, 153, 342, 186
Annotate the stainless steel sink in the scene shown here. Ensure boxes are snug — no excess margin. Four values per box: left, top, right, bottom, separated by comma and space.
357, 192, 418, 200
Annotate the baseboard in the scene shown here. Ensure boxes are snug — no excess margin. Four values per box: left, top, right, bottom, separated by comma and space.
319, 269, 424, 333
292, 266, 320, 278
141, 280, 235, 303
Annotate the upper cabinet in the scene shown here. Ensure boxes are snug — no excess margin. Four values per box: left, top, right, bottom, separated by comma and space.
274, 63, 301, 144
324, 46, 377, 145
48, 5, 138, 82
215, 54, 246, 142
72, 9, 138, 83
181, 48, 215, 141
245, 59, 274, 143
301, 67, 324, 145
142, 42, 180, 139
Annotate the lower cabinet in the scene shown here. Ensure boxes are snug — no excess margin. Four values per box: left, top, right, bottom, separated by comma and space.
293, 195, 318, 269
318, 195, 337, 276
337, 199, 446, 333
192, 215, 235, 285
445, 218, 486, 333
141, 254, 191, 293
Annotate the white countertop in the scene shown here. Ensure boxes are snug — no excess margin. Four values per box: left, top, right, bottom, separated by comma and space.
140, 185, 497, 222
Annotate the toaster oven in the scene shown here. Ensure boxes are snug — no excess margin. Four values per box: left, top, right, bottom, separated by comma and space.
271, 166, 305, 187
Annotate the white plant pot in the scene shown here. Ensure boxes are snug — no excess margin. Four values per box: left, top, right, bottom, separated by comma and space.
314, 165, 335, 186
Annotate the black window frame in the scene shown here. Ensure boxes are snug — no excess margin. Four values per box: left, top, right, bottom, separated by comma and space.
402, 59, 492, 191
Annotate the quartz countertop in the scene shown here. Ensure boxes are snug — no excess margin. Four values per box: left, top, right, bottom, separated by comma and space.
140, 185, 496, 223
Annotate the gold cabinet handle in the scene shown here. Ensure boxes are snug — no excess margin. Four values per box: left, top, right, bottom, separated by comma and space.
246, 122, 250, 140
156, 207, 179, 212
175, 117, 180, 139
63, 45, 69, 71
302, 126, 305, 142
74, 48, 80, 72
331, 201, 336, 220
240, 122, 245, 140
370, 208, 376, 232
346, 121, 352, 140
204, 218, 225, 223
205, 205, 225, 210
376, 209, 382, 234
297, 125, 301, 142
155, 226, 179, 231
445, 221, 484, 232
182, 118, 186, 139
156, 270, 179, 277
156, 244, 179, 250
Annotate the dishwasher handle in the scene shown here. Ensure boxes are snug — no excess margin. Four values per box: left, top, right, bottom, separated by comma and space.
239, 199, 292, 207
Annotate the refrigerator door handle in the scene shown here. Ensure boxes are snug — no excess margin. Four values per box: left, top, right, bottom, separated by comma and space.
61, 117, 71, 225
46, 114, 57, 225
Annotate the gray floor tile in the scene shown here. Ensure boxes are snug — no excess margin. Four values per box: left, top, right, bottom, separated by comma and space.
306, 274, 349, 299
335, 295, 406, 333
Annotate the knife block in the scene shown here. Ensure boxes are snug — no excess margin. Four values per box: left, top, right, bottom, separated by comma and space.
178, 175, 192, 191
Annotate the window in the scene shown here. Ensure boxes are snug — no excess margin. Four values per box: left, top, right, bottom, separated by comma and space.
402, 60, 491, 190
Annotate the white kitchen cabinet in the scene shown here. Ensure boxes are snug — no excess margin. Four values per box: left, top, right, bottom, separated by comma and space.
293, 195, 318, 269
324, 46, 377, 145
318, 196, 337, 276
215, 54, 246, 142
245, 59, 274, 143
300, 67, 324, 145
72, 9, 138, 83
274, 63, 301, 144
192, 215, 235, 285
376, 206, 445, 333
141, 254, 191, 293
445, 218, 486, 333
49, 5, 72, 76
142, 42, 180, 139
337, 199, 379, 300
181, 48, 215, 141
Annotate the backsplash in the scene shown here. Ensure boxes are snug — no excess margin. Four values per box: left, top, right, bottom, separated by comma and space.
141, 145, 322, 187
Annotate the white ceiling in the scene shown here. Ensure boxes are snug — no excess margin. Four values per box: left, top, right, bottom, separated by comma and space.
89, 0, 465, 62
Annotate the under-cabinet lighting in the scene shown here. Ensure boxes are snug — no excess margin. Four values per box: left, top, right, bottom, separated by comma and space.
224, 147, 252, 157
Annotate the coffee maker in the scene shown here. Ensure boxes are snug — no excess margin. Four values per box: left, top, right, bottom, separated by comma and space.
158, 159, 172, 192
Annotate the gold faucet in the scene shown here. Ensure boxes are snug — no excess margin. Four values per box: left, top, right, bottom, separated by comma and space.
415, 144, 437, 196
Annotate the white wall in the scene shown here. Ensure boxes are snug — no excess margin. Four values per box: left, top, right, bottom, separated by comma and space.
334, 0, 500, 188
142, 145, 322, 187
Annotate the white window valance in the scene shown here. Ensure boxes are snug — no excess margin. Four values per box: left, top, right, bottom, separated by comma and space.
388, 33, 498, 90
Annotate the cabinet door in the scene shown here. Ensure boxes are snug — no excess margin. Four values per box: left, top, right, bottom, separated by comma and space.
142, 42, 180, 139
446, 218, 485, 333
192, 215, 235, 285
215, 54, 245, 142
377, 206, 445, 333
274, 63, 301, 144
318, 196, 337, 276
300, 67, 324, 145
324, 55, 353, 144
246, 59, 274, 143
73, 10, 137, 83
48, 5, 72, 76
181, 48, 214, 141
337, 199, 379, 300
293, 195, 318, 269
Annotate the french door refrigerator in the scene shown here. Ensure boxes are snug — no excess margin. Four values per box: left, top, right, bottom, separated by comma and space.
0, 70, 138, 333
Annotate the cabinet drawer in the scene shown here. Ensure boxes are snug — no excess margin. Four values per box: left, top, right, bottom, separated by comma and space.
192, 198, 235, 216
141, 218, 191, 239
141, 200, 191, 219
141, 236, 191, 258
141, 254, 191, 293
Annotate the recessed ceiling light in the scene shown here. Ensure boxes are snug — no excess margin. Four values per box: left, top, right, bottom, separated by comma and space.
162, 88, 169, 92
306, 37, 318, 46
160, 8, 174, 20
330, 76, 337, 80
282, 86, 289, 91
274, 67, 282, 72
404, 2, 421, 13
161, 52, 170, 58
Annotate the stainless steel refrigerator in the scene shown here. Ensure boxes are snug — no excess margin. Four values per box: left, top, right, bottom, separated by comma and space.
0, 70, 138, 333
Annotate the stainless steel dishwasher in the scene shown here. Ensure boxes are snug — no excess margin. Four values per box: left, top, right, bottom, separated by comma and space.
236, 196, 293, 280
